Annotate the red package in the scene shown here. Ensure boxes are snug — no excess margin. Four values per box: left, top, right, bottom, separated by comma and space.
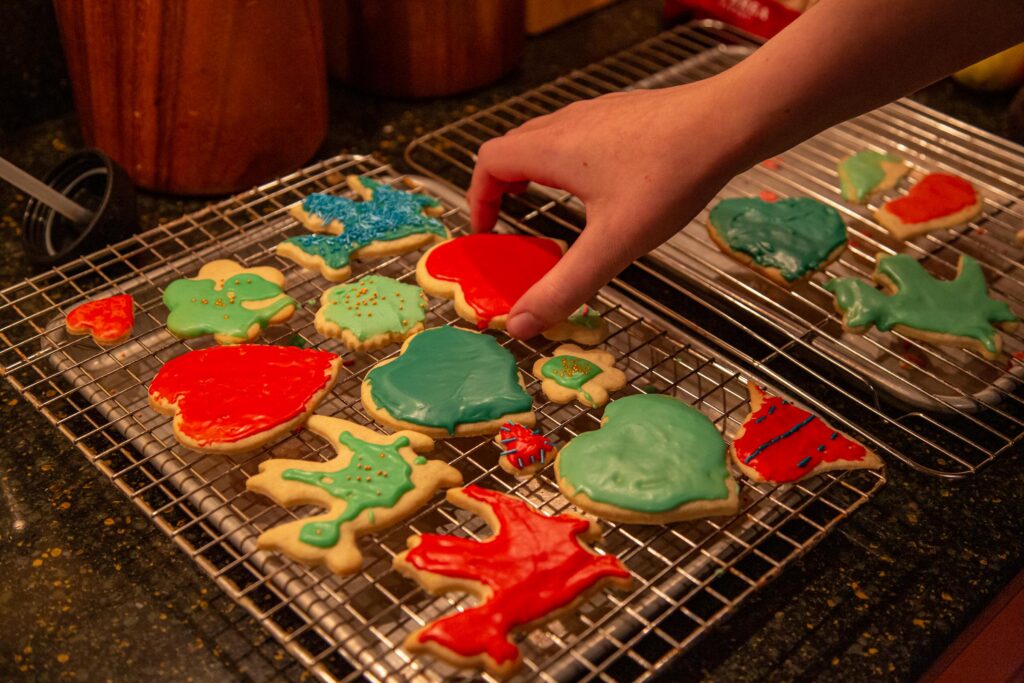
664, 0, 807, 39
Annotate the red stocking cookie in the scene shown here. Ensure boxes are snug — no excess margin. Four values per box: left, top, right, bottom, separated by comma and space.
875, 173, 981, 240
65, 294, 134, 346
394, 485, 632, 678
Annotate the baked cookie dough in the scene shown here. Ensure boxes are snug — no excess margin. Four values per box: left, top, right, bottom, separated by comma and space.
532, 344, 626, 408
875, 173, 982, 240
314, 274, 428, 352
838, 150, 910, 203
65, 293, 134, 346
494, 422, 556, 476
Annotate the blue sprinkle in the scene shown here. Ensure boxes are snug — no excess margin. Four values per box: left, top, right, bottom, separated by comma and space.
817, 444, 826, 452
540, 451, 546, 464
797, 456, 812, 468
500, 425, 510, 432
500, 449, 516, 456
755, 416, 766, 424
830, 432, 838, 440
499, 437, 516, 444
769, 405, 776, 415
516, 457, 524, 468
744, 415, 815, 464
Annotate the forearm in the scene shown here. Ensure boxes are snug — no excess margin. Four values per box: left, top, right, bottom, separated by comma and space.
717, 0, 1024, 166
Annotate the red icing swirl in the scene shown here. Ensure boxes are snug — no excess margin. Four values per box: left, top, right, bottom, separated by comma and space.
884, 173, 977, 224
149, 345, 338, 445
66, 294, 134, 343
423, 234, 563, 328
733, 385, 868, 483
404, 485, 630, 665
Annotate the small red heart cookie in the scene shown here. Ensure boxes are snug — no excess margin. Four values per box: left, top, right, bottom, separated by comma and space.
416, 233, 565, 330
148, 345, 341, 454
875, 173, 981, 240
65, 294, 135, 345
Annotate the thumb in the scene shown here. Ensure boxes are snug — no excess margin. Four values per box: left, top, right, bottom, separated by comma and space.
506, 220, 626, 339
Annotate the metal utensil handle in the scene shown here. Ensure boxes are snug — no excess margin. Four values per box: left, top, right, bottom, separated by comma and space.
0, 156, 95, 224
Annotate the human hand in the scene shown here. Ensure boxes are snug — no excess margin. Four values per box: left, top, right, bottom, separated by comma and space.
467, 74, 757, 339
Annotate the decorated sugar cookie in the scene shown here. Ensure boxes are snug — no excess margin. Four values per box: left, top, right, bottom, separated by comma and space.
279, 176, 448, 282
314, 275, 428, 352
163, 259, 296, 344
542, 304, 609, 346
532, 344, 626, 408
418, 233, 605, 342
732, 383, 883, 484
838, 150, 910, 203
875, 173, 981, 240
494, 422, 556, 476
823, 253, 1017, 360
247, 416, 462, 576
362, 326, 534, 438
555, 394, 738, 524
707, 196, 847, 286
148, 345, 340, 454
393, 485, 632, 678
65, 293, 134, 346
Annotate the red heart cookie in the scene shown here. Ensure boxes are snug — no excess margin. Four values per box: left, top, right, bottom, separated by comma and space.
65, 294, 134, 345
876, 173, 981, 240
149, 345, 340, 453
417, 234, 565, 329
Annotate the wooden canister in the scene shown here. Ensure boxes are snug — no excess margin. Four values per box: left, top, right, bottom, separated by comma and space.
322, 0, 525, 98
53, 1, 328, 195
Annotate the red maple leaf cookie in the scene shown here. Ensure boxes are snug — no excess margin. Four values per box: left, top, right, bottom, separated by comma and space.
394, 485, 632, 678
493, 422, 556, 476
65, 294, 134, 346
731, 382, 883, 484
148, 345, 340, 454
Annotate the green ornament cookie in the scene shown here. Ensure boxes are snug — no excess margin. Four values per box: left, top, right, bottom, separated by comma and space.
555, 394, 738, 524
315, 275, 428, 351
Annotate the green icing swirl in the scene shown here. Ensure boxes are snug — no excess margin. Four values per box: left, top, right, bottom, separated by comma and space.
541, 355, 602, 390
823, 254, 1017, 354
839, 151, 902, 202
709, 197, 847, 282
321, 275, 426, 341
282, 432, 414, 548
367, 326, 532, 434
558, 394, 730, 513
163, 273, 295, 339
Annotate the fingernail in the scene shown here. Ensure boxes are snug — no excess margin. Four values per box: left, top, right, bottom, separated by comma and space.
507, 311, 544, 339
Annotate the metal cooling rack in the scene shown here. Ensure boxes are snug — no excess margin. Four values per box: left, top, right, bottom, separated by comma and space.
0, 155, 884, 681
405, 20, 1024, 477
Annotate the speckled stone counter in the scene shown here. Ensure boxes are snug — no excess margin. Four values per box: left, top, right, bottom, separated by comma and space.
2, 1, 1022, 680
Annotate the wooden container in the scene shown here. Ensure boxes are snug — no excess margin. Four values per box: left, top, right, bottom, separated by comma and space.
322, 0, 525, 98
53, 1, 328, 195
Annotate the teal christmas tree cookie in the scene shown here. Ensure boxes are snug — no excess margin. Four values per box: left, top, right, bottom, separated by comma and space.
362, 326, 535, 438
555, 394, 738, 524
279, 175, 448, 282
707, 196, 848, 285
315, 275, 429, 351
246, 416, 462, 575
823, 253, 1018, 360
838, 150, 910, 203
163, 259, 296, 345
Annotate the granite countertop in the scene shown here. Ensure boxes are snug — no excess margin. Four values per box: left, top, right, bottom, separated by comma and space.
2, 0, 1023, 680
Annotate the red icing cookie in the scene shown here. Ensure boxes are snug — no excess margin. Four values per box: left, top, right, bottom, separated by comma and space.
394, 485, 632, 678
148, 345, 340, 454
731, 382, 883, 484
416, 233, 565, 329
65, 294, 134, 345
876, 173, 981, 240
493, 422, 555, 476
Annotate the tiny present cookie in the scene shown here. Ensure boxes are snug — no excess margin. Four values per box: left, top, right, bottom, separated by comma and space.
732, 382, 883, 484
393, 485, 632, 678
315, 275, 428, 352
148, 345, 340, 454
280, 176, 448, 282
362, 326, 534, 438
823, 253, 1017, 360
875, 173, 982, 240
247, 416, 462, 576
555, 394, 738, 525
494, 422, 556, 476
163, 259, 296, 344
542, 304, 608, 346
65, 293, 134, 346
707, 196, 847, 286
417, 233, 592, 337
532, 344, 626, 408
838, 150, 910, 203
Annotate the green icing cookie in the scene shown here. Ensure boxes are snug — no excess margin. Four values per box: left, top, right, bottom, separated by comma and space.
557, 394, 730, 513
367, 326, 532, 434
839, 150, 903, 202
320, 275, 426, 341
540, 355, 602, 390
709, 197, 847, 282
164, 273, 295, 340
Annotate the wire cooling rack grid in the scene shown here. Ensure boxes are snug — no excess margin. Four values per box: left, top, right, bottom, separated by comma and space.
405, 21, 1024, 478
0, 156, 883, 681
